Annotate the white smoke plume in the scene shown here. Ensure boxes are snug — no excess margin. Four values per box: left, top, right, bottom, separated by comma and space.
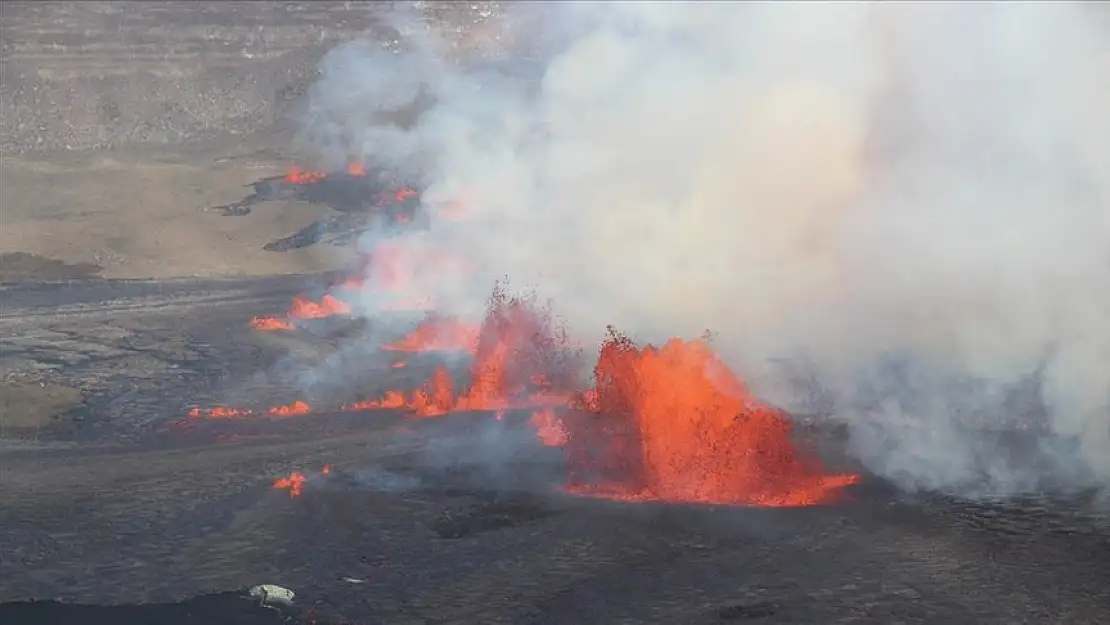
295, 2, 1110, 497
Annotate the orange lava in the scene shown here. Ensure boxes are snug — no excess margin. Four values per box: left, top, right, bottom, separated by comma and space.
343, 366, 453, 417
285, 165, 327, 185
187, 400, 312, 420
375, 187, 418, 205
250, 316, 295, 331
564, 330, 859, 507
268, 400, 312, 417
247, 292, 355, 334
188, 406, 253, 419
351, 284, 577, 417
214, 219, 857, 511
384, 316, 480, 354
285, 162, 368, 184
454, 287, 575, 411
273, 471, 307, 497
289, 294, 352, 320
273, 465, 329, 498
530, 408, 569, 447
329, 293, 855, 507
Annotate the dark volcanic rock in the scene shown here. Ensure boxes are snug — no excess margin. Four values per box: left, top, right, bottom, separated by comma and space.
0, 591, 299, 625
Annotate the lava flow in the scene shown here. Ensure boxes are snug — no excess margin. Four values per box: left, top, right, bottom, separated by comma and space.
249, 293, 354, 331
249, 316, 295, 331
289, 294, 352, 319
189, 400, 312, 419
187, 406, 252, 419
284, 162, 366, 184
283, 161, 420, 213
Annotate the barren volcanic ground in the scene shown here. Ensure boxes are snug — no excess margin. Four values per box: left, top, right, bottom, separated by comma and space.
2, 3, 1109, 625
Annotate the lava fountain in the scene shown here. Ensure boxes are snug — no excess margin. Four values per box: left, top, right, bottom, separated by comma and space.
563, 329, 858, 507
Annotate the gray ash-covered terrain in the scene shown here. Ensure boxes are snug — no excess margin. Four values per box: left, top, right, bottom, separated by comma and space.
2, 3, 1109, 625
0, 0, 513, 154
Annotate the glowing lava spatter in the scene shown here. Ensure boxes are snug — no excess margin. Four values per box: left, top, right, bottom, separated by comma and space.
284, 165, 327, 185
350, 285, 578, 417
189, 400, 312, 420
268, 400, 312, 417
564, 329, 858, 507
272, 465, 329, 498
248, 292, 355, 332
249, 316, 296, 331
530, 408, 569, 447
273, 471, 307, 497
284, 162, 366, 184
289, 294, 352, 319
376, 187, 418, 205
384, 316, 480, 354
187, 406, 252, 419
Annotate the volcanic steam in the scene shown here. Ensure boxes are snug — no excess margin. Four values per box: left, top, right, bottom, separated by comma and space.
289, 2, 1110, 497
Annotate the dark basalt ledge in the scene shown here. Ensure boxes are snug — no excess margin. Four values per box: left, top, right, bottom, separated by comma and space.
0, 591, 312, 625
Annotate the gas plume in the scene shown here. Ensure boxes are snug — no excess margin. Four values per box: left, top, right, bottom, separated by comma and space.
295, 2, 1110, 497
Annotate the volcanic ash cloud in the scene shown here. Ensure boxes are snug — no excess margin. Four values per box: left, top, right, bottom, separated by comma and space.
297, 2, 1110, 497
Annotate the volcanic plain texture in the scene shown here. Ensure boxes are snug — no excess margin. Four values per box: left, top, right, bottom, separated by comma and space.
2, 3, 1110, 625
0, 0, 507, 281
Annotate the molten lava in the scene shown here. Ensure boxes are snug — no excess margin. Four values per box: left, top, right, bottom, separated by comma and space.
384, 316, 480, 354
289, 294, 352, 319
285, 162, 367, 183
188, 400, 313, 420
565, 330, 858, 507
187, 406, 252, 419
272, 465, 329, 498
248, 291, 355, 333
250, 316, 295, 331
530, 408, 569, 447
268, 400, 312, 417
351, 285, 577, 417
284, 165, 327, 185
273, 471, 307, 497
375, 187, 418, 205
